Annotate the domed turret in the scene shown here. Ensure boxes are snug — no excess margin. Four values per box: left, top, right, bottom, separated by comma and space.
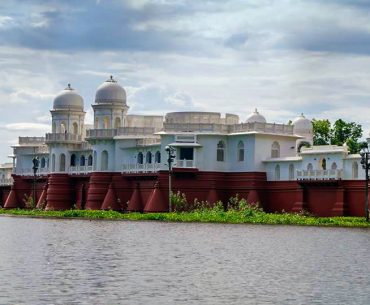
95, 76, 126, 105
53, 84, 84, 110
246, 109, 266, 123
292, 113, 312, 132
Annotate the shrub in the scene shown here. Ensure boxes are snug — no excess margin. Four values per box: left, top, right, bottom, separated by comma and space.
171, 191, 188, 212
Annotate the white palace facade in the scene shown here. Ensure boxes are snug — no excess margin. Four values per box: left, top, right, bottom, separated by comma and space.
6, 76, 367, 184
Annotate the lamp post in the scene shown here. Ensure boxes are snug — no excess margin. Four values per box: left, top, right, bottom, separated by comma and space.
32, 156, 39, 207
360, 148, 370, 222
165, 145, 176, 212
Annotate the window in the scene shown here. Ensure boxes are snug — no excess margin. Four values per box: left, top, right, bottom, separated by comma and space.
321, 158, 326, 170
352, 162, 358, 179
88, 155, 93, 166
95, 117, 99, 129
40, 157, 46, 168
103, 117, 110, 129
271, 141, 280, 158
52, 122, 56, 133
155, 151, 161, 163
146, 151, 152, 164
114, 117, 121, 128
137, 152, 143, 164
289, 164, 294, 180
73, 122, 78, 135
60, 154, 66, 172
60, 122, 66, 133
275, 164, 280, 181
101, 150, 108, 171
80, 155, 85, 166
307, 163, 313, 171
93, 151, 97, 170
217, 140, 225, 162
237, 141, 244, 162
52, 154, 56, 172
70, 154, 76, 166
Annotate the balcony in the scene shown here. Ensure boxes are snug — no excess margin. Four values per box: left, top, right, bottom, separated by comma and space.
174, 159, 195, 168
69, 166, 93, 175
86, 129, 117, 140
122, 163, 161, 173
45, 133, 82, 143
163, 122, 294, 135
0, 178, 13, 186
297, 169, 343, 180
14, 167, 49, 176
18, 137, 46, 145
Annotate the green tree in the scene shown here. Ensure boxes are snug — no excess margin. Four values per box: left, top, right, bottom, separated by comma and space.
312, 119, 331, 145
312, 118, 365, 154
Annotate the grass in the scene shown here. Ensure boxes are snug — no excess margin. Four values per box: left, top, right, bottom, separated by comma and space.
1, 208, 369, 228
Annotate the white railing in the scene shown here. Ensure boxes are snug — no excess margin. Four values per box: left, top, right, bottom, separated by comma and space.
163, 122, 294, 135
174, 159, 195, 168
297, 169, 343, 180
86, 129, 117, 139
118, 127, 156, 135
69, 166, 93, 174
46, 133, 82, 142
19, 136, 45, 145
122, 163, 161, 173
14, 168, 49, 176
136, 138, 161, 146
0, 178, 13, 186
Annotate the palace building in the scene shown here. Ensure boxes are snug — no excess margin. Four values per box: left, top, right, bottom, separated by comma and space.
0, 76, 367, 216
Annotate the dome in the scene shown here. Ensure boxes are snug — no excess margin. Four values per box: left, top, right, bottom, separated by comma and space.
95, 76, 126, 105
292, 113, 312, 131
246, 109, 266, 123
53, 84, 84, 110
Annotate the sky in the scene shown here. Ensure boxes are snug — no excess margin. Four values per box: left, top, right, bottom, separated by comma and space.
1, 0, 370, 162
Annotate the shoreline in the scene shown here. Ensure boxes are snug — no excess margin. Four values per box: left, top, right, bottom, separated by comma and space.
1, 208, 370, 228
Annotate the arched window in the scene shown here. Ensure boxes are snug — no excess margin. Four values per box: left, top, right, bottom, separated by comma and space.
52, 122, 56, 133
137, 152, 144, 164
103, 117, 110, 129
155, 151, 161, 163
51, 154, 56, 172
146, 151, 152, 164
60, 154, 66, 172
101, 150, 108, 171
217, 140, 225, 162
88, 155, 93, 166
114, 117, 121, 128
40, 157, 46, 168
70, 154, 76, 166
352, 161, 358, 179
275, 164, 280, 181
80, 155, 85, 166
307, 163, 313, 171
72, 122, 78, 135
60, 122, 66, 133
93, 151, 97, 170
237, 141, 244, 162
289, 164, 294, 180
271, 141, 280, 158
331, 162, 337, 170
321, 158, 327, 170
95, 117, 99, 129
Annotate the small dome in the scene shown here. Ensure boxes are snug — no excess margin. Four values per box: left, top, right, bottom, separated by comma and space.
292, 113, 312, 131
53, 84, 84, 110
246, 109, 266, 123
95, 76, 126, 105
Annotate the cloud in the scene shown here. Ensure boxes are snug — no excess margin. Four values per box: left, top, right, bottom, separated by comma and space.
5, 123, 50, 132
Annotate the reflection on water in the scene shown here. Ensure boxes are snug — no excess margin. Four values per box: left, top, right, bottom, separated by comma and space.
0, 217, 370, 305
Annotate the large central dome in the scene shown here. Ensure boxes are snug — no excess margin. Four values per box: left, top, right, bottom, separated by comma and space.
53, 84, 84, 110
95, 76, 126, 105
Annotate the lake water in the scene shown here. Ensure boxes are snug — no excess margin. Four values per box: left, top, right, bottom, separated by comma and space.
0, 217, 369, 305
